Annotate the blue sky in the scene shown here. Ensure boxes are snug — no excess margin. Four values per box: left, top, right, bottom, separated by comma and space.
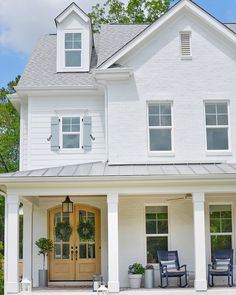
0, 0, 235, 88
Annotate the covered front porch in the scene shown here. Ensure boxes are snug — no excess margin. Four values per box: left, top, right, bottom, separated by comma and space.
2, 162, 236, 295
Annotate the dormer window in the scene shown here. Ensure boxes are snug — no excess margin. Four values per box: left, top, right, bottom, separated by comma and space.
65, 32, 82, 67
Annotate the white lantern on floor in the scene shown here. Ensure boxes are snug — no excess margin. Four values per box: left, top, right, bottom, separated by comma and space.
21, 279, 32, 292
97, 284, 109, 295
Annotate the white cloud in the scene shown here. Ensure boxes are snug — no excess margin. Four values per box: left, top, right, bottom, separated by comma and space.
0, 0, 104, 53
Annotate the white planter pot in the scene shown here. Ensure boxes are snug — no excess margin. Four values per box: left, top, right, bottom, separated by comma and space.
128, 274, 143, 289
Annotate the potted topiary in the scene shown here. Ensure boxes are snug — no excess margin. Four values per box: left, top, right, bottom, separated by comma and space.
35, 238, 53, 287
144, 264, 154, 288
128, 263, 145, 289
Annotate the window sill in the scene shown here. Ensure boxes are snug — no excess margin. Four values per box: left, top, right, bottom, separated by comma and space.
59, 149, 84, 154
148, 152, 175, 157
181, 56, 192, 60
206, 151, 232, 156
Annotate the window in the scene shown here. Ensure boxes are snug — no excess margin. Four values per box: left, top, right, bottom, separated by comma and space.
148, 103, 172, 151
205, 102, 229, 150
145, 206, 168, 263
65, 32, 82, 67
180, 32, 191, 58
62, 117, 81, 149
209, 204, 232, 252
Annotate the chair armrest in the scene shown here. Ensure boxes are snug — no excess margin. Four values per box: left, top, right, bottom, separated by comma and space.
161, 265, 167, 273
208, 264, 213, 270
179, 264, 187, 271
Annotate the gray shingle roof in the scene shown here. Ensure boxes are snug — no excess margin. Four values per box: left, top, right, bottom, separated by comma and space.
1, 162, 236, 179
18, 21, 236, 88
97, 24, 148, 67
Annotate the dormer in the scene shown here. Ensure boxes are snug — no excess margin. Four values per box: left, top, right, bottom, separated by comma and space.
55, 2, 92, 72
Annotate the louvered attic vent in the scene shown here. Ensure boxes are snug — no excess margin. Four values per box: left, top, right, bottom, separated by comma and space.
180, 32, 192, 59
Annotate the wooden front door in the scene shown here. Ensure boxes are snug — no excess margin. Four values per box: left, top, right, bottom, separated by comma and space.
49, 205, 101, 281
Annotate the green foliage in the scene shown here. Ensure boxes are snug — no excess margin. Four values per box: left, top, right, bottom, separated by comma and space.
88, 0, 171, 32
0, 75, 20, 174
55, 221, 72, 242
128, 263, 145, 274
0, 242, 4, 295
35, 238, 53, 270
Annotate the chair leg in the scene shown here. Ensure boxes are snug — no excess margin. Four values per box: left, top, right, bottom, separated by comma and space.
179, 276, 182, 287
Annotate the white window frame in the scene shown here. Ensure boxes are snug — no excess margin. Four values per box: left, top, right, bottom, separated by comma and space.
179, 31, 192, 60
64, 30, 83, 69
144, 204, 170, 265
204, 100, 231, 153
147, 101, 174, 154
208, 203, 233, 253
60, 115, 82, 150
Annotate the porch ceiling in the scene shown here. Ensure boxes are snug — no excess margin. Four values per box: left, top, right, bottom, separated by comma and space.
1, 162, 236, 182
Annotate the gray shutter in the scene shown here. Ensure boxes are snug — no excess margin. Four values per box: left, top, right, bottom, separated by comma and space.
83, 116, 92, 151
51, 117, 60, 151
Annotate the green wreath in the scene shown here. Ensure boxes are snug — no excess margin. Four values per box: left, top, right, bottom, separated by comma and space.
77, 220, 95, 241
55, 221, 72, 242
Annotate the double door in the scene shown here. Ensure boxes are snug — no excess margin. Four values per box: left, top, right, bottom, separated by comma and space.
49, 204, 101, 281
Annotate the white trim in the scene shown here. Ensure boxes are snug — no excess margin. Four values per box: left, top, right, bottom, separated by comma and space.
144, 204, 169, 265
60, 115, 83, 151
204, 100, 231, 153
99, 0, 236, 69
208, 202, 234, 251
55, 3, 90, 25
147, 101, 174, 154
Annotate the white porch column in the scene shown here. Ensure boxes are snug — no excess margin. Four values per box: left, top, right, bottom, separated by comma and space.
107, 193, 119, 293
5, 194, 20, 294
22, 201, 33, 288
192, 192, 207, 292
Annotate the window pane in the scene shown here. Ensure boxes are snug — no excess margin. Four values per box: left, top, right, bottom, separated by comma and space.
218, 115, 228, 125
54, 244, 61, 259
149, 105, 159, 115
222, 219, 232, 233
62, 125, 70, 132
88, 244, 95, 258
146, 220, 157, 234
72, 124, 80, 132
158, 220, 168, 234
149, 129, 171, 151
211, 235, 232, 251
65, 41, 73, 49
65, 51, 81, 67
74, 41, 81, 49
210, 219, 221, 233
65, 33, 73, 42
72, 118, 80, 124
160, 104, 171, 115
149, 115, 160, 126
206, 114, 216, 126
207, 128, 228, 150
147, 237, 168, 263
62, 118, 70, 125
161, 115, 171, 126
62, 244, 70, 259
217, 103, 227, 114
80, 244, 87, 258
63, 134, 80, 148
205, 104, 216, 114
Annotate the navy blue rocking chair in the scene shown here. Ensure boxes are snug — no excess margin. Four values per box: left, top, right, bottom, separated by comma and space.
157, 250, 188, 288
208, 249, 234, 287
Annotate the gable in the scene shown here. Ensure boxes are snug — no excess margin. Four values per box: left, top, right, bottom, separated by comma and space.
98, 0, 236, 69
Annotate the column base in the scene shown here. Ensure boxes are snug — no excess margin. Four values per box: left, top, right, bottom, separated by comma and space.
6, 282, 19, 293
108, 281, 120, 293
194, 279, 207, 291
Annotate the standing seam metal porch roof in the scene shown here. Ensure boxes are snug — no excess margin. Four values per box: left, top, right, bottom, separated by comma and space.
1, 162, 236, 179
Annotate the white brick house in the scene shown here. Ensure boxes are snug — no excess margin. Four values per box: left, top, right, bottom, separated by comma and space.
1, 0, 236, 294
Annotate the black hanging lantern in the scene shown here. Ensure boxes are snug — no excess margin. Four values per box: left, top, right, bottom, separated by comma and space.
62, 196, 73, 213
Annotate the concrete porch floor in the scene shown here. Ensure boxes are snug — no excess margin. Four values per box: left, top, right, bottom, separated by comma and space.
20, 287, 236, 295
